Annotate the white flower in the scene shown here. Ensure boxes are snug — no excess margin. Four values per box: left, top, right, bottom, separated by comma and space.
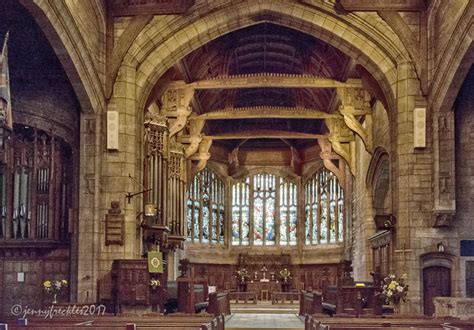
397, 286, 404, 292
386, 291, 393, 297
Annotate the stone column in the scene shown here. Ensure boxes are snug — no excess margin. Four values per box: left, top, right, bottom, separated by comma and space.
392, 61, 431, 315
77, 113, 102, 303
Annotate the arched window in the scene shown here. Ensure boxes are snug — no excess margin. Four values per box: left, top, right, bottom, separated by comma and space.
187, 167, 225, 244
0, 126, 73, 240
232, 173, 298, 246
304, 168, 344, 245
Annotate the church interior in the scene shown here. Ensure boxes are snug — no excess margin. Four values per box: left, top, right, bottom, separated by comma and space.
0, 0, 473, 328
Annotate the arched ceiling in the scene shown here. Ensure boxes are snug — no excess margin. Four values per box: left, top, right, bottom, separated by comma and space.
160, 23, 356, 151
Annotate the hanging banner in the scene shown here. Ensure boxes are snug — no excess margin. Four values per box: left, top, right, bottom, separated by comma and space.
148, 251, 163, 273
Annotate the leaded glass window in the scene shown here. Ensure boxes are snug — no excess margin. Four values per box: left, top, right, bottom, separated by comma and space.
232, 178, 250, 245
187, 167, 225, 244
232, 173, 298, 246
305, 168, 344, 244
280, 178, 297, 246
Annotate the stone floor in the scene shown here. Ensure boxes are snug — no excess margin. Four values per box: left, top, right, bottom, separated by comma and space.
226, 313, 304, 329
226, 301, 304, 329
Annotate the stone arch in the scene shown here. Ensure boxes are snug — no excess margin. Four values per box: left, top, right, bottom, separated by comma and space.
120, 1, 413, 118
367, 147, 391, 215
429, 1, 473, 113
18, 0, 105, 114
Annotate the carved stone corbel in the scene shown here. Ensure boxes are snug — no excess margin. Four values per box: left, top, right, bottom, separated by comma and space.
337, 86, 373, 153
432, 210, 455, 228
317, 138, 346, 186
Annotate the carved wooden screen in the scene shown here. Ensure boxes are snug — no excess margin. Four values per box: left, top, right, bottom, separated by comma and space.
304, 168, 344, 245
0, 126, 72, 240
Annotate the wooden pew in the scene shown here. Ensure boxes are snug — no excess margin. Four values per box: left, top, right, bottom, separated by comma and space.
207, 292, 231, 316
335, 286, 382, 317
5, 313, 225, 330
299, 290, 323, 316
305, 314, 474, 330
177, 269, 209, 314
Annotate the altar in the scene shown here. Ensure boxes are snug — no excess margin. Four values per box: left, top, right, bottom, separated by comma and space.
247, 281, 280, 300
236, 252, 293, 300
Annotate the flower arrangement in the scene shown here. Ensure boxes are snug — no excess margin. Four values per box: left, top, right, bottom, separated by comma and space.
43, 279, 68, 303
150, 279, 161, 290
235, 268, 249, 283
43, 279, 68, 294
279, 268, 292, 282
380, 273, 408, 305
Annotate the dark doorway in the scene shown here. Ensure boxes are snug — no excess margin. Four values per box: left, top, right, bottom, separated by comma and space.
423, 266, 451, 316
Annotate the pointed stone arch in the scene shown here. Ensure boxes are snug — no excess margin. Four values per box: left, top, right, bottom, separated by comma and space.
367, 147, 391, 215
18, 0, 105, 114
117, 1, 414, 117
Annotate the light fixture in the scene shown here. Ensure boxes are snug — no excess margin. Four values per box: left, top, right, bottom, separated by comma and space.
437, 242, 445, 252
144, 203, 157, 217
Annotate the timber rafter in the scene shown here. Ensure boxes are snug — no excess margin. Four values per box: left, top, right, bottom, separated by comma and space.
197, 106, 339, 120
202, 130, 326, 140
185, 73, 362, 90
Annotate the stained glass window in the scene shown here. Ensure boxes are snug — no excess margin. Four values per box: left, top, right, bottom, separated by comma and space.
232, 178, 250, 245
232, 173, 297, 246
280, 178, 297, 246
187, 167, 225, 244
304, 168, 344, 245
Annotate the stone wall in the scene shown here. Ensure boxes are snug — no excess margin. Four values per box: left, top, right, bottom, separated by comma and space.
455, 68, 474, 297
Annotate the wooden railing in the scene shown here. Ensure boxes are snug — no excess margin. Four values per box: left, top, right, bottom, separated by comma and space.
299, 290, 322, 316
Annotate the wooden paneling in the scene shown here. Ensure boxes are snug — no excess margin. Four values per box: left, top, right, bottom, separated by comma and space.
0, 247, 70, 317
189, 261, 340, 293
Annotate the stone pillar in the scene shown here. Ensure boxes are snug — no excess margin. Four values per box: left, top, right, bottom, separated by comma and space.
392, 61, 431, 315
77, 114, 102, 303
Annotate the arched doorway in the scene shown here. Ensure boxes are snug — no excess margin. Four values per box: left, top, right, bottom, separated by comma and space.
420, 251, 455, 316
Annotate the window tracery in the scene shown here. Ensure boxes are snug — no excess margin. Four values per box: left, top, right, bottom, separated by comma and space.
304, 168, 344, 245
187, 167, 225, 244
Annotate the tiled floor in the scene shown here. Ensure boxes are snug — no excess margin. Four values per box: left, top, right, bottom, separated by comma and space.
226, 313, 304, 329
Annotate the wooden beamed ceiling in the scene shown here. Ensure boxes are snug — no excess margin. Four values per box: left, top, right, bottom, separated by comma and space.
161, 23, 358, 151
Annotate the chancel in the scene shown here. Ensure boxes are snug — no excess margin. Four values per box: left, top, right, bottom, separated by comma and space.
0, 0, 473, 329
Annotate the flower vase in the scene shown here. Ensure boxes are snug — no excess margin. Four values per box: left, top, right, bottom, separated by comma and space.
393, 304, 400, 315
52, 293, 58, 304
